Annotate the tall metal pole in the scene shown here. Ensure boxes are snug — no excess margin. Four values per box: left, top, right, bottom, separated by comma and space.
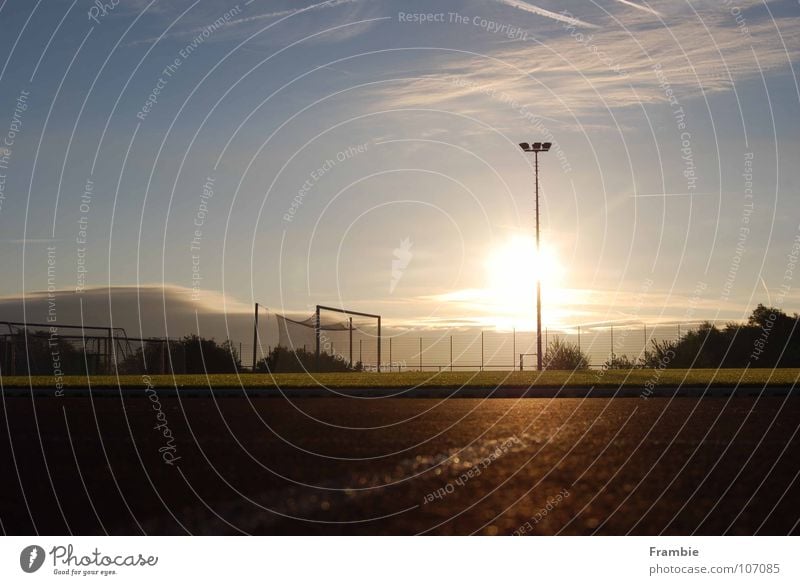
535, 150, 543, 371
349, 317, 353, 369
252, 302, 258, 372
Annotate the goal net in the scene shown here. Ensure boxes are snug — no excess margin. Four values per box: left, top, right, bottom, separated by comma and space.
0, 320, 135, 375
251, 305, 381, 372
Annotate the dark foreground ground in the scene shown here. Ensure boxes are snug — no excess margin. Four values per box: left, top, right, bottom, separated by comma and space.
1, 395, 798, 535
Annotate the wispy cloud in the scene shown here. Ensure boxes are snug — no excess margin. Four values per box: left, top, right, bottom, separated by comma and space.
373, 3, 800, 123
129, 0, 366, 46
225, 0, 363, 26
496, 0, 599, 28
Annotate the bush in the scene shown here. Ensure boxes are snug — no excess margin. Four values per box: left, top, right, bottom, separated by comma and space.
256, 346, 363, 373
179, 334, 241, 373
543, 338, 590, 370
604, 353, 642, 369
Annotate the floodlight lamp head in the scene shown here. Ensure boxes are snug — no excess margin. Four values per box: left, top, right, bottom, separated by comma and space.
519, 142, 530, 151
532, 142, 542, 150
542, 142, 552, 151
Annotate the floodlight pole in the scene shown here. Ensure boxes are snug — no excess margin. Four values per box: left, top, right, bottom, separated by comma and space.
519, 141, 552, 371
535, 149, 542, 372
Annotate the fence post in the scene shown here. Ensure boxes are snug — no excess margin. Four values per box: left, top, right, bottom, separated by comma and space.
377, 316, 382, 373
643, 323, 647, 356
610, 325, 614, 360
314, 305, 320, 366
481, 331, 484, 371
106, 327, 113, 374
252, 302, 259, 372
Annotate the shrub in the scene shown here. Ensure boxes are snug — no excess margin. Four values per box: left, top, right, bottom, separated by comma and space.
543, 338, 590, 370
256, 346, 363, 373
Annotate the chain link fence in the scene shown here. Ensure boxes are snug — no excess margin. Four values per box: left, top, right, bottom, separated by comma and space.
242, 321, 715, 372
2, 320, 718, 376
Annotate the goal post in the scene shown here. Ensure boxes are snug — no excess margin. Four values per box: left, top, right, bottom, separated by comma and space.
315, 305, 382, 372
519, 352, 538, 371
251, 302, 273, 371
250, 304, 382, 372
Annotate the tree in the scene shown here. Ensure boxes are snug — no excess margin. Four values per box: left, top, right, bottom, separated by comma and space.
641, 305, 800, 369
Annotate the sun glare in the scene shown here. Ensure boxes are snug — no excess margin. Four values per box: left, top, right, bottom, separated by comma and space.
484, 235, 565, 329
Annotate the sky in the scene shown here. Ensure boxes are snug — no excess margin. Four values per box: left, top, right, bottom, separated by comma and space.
0, 0, 799, 339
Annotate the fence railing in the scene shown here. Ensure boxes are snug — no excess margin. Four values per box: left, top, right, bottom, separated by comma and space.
243, 322, 712, 372
1, 321, 715, 376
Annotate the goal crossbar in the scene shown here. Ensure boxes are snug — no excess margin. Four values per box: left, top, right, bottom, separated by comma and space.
315, 305, 382, 371
315, 305, 381, 319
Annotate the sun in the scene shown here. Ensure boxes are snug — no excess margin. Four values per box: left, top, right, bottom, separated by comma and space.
483, 235, 565, 329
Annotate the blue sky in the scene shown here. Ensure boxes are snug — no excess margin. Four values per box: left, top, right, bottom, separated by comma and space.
0, 0, 799, 333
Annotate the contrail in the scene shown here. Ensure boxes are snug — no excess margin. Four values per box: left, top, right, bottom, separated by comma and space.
496, 0, 599, 28
128, 0, 364, 46
631, 192, 714, 198
759, 275, 772, 305
612, 0, 661, 17
233, 0, 362, 26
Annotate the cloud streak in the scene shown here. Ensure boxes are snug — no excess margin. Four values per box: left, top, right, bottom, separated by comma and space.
225, 0, 363, 26
612, 0, 661, 17
373, 3, 800, 122
128, 0, 365, 46
496, 0, 599, 28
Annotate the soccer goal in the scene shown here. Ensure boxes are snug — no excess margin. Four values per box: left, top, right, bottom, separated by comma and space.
0, 320, 134, 375
250, 304, 382, 372
314, 305, 382, 372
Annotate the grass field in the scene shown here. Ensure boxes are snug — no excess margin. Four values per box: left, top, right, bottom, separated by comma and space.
2, 368, 799, 389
